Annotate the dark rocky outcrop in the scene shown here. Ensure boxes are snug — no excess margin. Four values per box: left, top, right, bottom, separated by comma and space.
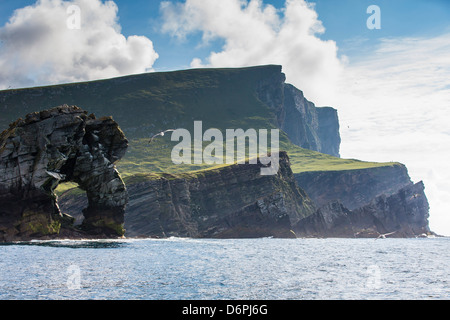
0, 105, 128, 241
256, 69, 341, 157
59, 152, 317, 238
293, 163, 433, 238
57, 154, 433, 239
295, 164, 412, 210
58, 152, 433, 239
294, 182, 431, 238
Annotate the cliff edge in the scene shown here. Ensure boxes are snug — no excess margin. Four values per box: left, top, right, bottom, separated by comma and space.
256, 68, 341, 157
294, 181, 431, 238
60, 151, 317, 238
0, 66, 433, 239
295, 164, 413, 210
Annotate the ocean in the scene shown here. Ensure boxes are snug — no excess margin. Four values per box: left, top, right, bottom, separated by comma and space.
0, 237, 448, 300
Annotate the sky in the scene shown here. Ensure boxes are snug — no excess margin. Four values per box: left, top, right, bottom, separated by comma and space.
0, 0, 449, 235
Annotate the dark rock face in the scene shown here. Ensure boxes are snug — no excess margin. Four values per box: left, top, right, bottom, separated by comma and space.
60, 152, 317, 238
0, 67, 432, 239
58, 150, 432, 239
281, 84, 340, 157
0, 105, 128, 241
316, 107, 341, 159
294, 182, 431, 238
295, 165, 413, 210
124, 152, 316, 238
293, 164, 432, 237
256, 69, 341, 157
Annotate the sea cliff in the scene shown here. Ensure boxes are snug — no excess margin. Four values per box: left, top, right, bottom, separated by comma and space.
255, 69, 341, 157
60, 152, 316, 238
295, 164, 413, 210
0, 65, 434, 239
58, 155, 432, 238
294, 181, 430, 238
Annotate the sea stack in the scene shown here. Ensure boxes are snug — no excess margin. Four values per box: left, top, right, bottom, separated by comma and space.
0, 105, 128, 241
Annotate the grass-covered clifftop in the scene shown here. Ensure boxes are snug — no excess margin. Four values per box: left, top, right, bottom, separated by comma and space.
0, 65, 397, 181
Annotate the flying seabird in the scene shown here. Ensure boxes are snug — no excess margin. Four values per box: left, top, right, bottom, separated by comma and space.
375, 231, 397, 240
148, 129, 176, 143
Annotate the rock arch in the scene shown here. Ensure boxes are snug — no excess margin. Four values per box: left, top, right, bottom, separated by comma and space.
0, 105, 128, 241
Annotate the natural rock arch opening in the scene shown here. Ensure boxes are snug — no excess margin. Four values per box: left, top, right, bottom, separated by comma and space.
56, 182, 87, 226
0, 105, 128, 241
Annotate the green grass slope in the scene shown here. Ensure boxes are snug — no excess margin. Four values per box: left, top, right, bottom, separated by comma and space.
0, 65, 397, 181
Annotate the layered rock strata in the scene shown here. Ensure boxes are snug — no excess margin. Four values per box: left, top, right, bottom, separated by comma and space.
0, 105, 128, 241
294, 181, 431, 238
295, 164, 413, 210
256, 68, 341, 157
58, 153, 432, 239
60, 152, 317, 238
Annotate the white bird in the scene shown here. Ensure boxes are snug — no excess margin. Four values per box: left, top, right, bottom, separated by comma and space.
148, 129, 176, 143
376, 231, 397, 240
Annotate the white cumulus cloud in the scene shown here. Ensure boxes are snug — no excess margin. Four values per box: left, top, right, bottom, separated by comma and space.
336, 33, 450, 236
0, 0, 159, 89
160, 0, 343, 106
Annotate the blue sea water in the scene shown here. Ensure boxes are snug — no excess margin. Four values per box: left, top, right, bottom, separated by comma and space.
0, 237, 448, 300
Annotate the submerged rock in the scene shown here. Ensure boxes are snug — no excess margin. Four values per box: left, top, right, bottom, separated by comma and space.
0, 105, 128, 241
